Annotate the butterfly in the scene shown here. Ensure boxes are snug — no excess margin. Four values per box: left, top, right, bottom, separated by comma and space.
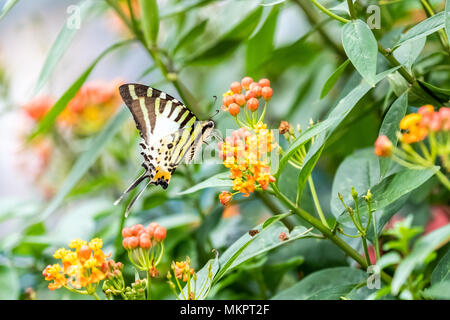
114, 83, 215, 216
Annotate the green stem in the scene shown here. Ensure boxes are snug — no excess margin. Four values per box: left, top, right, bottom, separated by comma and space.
146, 271, 151, 300
308, 175, 330, 228
419, 0, 450, 52
270, 183, 392, 283
92, 292, 102, 300
361, 236, 372, 266
347, 0, 357, 19
372, 217, 381, 261
309, 0, 350, 23
435, 170, 450, 191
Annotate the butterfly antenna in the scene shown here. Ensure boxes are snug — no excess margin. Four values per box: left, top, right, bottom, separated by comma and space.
125, 180, 153, 218
114, 172, 148, 206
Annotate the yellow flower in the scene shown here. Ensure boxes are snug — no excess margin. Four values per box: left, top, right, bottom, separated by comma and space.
43, 238, 109, 293
69, 238, 87, 250
88, 238, 103, 251
400, 113, 428, 144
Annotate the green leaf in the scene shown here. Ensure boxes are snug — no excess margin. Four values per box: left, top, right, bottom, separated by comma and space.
431, 248, 450, 285
186, 7, 263, 64
0, 264, 19, 299
0, 0, 18, 21
379, 91, 408, 178
321, 59, 350, 99
376, 251, 401, 270
418, 80, 450, 101
172, 19, 208, 55
214, 221, 310, 283
338, 167, 437, 231
139, 0, 159, 46
272, 267, 367, 300
296, 145, 324, 205
393, 37, 426, 71
392, 225, 450, 295
29, 40, 132, 140
160, 0, 213, 19
423, 281, 450, 299
330, 148, 380, 217
246, 5, 279, 75
395, 12, 445, 48
342, 20, 378, 85
446, 0, 450, 42
299, 67, 400, 198
33, 0, 107, 95
276, 119, 334, 177
40, 108, 129, 220
262, 212, 292, 229
176, 172, 232, 195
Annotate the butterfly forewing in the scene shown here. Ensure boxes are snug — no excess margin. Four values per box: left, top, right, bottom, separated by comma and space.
116, 83, 214, 215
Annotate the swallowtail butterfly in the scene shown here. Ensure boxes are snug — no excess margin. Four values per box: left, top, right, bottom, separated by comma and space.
114, 83, 215, 216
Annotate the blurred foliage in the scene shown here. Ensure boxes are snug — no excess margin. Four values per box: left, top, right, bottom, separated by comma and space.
0, 0, 449, 300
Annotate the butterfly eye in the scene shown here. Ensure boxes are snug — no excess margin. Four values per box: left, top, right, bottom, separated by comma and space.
207, 121, 215, 128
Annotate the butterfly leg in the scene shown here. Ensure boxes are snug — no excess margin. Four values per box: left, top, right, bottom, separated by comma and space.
113, 171, 148, 206
125, 180, 153, 217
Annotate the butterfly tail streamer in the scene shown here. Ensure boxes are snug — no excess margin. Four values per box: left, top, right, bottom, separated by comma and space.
114, 172, 148, 206
125, 180, 153, 217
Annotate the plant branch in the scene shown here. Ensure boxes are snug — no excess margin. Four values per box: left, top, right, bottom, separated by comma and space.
270, 183, 392, 283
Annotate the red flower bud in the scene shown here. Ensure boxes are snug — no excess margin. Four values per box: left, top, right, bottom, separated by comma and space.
154, 226, 167, 242
234, 94, 246, 107
121, 227, 132, 238
262, 87, 273, 101
222, 95, 234, 107
128, 236, 139, 249
258, 78, 270, 87
122, 238, 130, 250
79, 245, 91, 260
245, 90, 255, 100
146, 222, 159, 237
374, 135, 393, 157
139, 234, 152, 249
241, 77, 253, 90
247, 98, 259, 112
130, 224, 144, 236
230, 81, 242, 94
219, 191, 232, 206
228, 103, 240, 116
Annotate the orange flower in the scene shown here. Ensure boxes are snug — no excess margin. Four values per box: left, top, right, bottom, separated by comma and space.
57, 79, 123, 135
43, 238, 109, 293
219, 126, 276, 198
400, 113, 428, 143
173, 259, 195, 282
22, 96, 54, 121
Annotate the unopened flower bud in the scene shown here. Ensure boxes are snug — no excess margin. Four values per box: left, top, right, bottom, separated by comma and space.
374, 135, 393, 157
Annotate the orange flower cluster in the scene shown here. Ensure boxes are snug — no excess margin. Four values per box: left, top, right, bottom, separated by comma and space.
59, 79, 123, 135
122, 223, 166, 273
122, 223, 166, 250
400, 105, 449, 144
172, 259, 195, 282
218, 126, 276, 202
222, 77, 273, 116
42, 238, 110, 292
22, 79, 123, 135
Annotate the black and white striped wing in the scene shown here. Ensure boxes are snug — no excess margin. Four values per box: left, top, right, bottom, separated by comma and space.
116, 83, 205, 213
